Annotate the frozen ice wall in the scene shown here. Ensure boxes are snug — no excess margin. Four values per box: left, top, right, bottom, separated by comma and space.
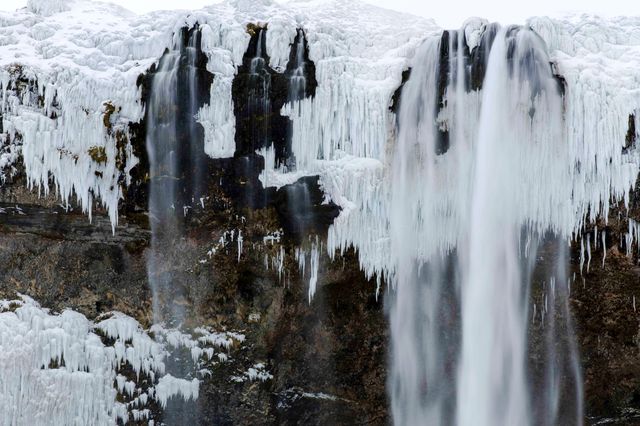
0, 296, 239, 425
0, 1, 636, 263
1, 1, 640, 424
0, 0, 434, 234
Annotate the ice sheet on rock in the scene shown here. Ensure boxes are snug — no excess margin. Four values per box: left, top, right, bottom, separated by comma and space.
0, 0, 173, 230
154, 375, 199, 409
0, 296, 248, 425
1, 0, 434, 230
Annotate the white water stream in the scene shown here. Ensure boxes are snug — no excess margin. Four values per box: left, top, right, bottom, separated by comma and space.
390, 26, 584, 425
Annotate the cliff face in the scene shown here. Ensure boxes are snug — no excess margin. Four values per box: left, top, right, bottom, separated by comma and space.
2, 1, 640, 424
0, 24, 386, 422
0, 159, 387, 425
2, 60, 639, 426
3, 150, 640, 425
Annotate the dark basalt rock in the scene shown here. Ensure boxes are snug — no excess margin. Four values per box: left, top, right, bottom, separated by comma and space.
468, 23, 500, 91
624, 114, 637, 154
232, 26, 290, 163
390, 67, 411, 116
120, 120, 149, 217
436, 30, 453, 155
570, 211, 640, 422
285, 28, 317, 100
270, 176, 341, 243
232, 26, 318, 170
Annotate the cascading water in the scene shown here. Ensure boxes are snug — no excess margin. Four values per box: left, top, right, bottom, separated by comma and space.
284, 30, 316, 239
146, 26, 211, 325
249, 29, 272, 153
144, 25, 214, 422
289, 29, 308, 104
146, 43, 183, 325
390, 24, 583, 425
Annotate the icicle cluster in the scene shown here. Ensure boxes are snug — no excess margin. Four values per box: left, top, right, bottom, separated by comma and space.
0, 295, 245, 424
0, 0, 433, 234
1, 1, 637, 272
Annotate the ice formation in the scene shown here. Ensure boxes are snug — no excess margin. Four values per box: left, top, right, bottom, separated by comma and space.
1, 0, 640, 425
0, 0, 434, 233
230, 362, 273, 383
0, 295, 245, 425
0, 0, 636, 271
294, 236, 322, 302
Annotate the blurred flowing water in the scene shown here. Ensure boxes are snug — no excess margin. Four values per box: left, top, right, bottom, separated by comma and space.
390, 25, 583, 425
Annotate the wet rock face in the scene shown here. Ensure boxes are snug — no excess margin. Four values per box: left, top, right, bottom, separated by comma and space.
232, 26, 317, 174
524, 199, 640, 424
134, 25, 215, 217
625, 114, 638, 155
571, 219, 640, 423
1, 21, 639, 426
390, 68, 411, 116
271, 176, 341, 243
0, 175, 381, 425
285, 29, 317, 100
232, 26, 291, 164
0, 23, 369, 425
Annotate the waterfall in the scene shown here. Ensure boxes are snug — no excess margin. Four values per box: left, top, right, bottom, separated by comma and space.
144, 25, 214, 423
390, 25, 583, 425
249, 29, 272, 153
146, 27, 210, 325
146, 44, 182, 325
289, 29, 307, 103
286, 180, 313, 237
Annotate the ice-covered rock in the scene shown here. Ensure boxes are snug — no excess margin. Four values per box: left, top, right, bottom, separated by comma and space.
0, 295, 246, 424
0, 0, 638, 299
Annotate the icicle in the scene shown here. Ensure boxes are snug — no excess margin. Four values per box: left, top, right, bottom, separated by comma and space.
586, 234, 592, 273
308, 238, 319, 303
580, 236, 585, 274
602, 230, 607, 268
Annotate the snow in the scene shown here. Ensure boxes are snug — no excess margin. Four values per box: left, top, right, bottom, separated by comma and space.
27, 0, 73, 17
231, 362, 273, 382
